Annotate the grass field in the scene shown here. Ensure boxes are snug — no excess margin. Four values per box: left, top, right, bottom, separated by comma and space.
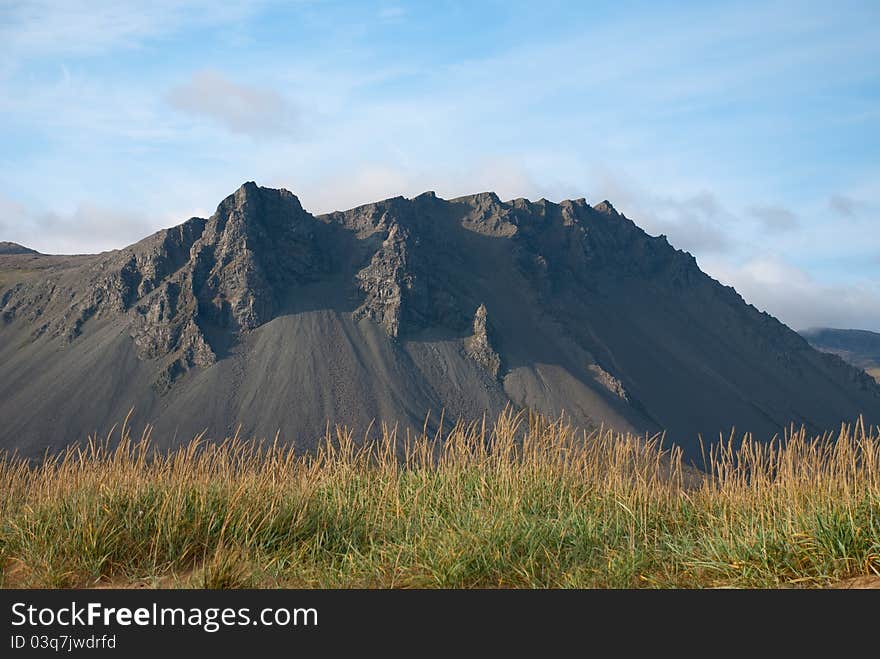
1, 409, 878, 589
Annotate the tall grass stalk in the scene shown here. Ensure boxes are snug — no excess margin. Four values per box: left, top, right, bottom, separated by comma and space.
1, 409, 878, 588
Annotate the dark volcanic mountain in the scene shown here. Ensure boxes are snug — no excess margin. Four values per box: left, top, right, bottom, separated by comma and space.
0, 242, 38, 255
801, 328, 880, 381
2, 182, 879, 460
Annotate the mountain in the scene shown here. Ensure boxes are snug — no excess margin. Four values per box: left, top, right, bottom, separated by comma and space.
801, 328, 880, 381
0, 242, 37, 255
2, 182, 879, 460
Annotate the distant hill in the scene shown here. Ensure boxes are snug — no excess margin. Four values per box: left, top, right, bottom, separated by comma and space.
0, 242, 37, 255
800, 328, 880, 381
2, 182, 879, 460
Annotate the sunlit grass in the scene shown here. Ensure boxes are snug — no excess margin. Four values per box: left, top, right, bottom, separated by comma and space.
1, 409, 878, 588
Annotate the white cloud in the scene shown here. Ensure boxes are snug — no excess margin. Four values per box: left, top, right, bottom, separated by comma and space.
294, 162, 737, 255
651, 191, 735, 252
702, 254, 880, 332
289, 158, 583, 216
0, 0, 264, 61
588, 173, 734, 254
295, 165, 416, 214
0, 194, 160, 254
748, 204, 799, 233
166, 71, 299, 138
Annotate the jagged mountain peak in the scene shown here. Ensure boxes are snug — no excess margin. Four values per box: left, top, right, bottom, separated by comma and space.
210, 181, 308, 236
230, 180, 302, 206
2, 182, 879, 460
451, 190, 503, 206
0, 184, 728, 352
592, 199, 619, 215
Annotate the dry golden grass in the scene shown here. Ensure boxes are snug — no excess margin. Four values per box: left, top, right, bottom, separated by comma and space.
1, 409, 878, 588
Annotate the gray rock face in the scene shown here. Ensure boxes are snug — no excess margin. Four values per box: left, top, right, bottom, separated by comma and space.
465, 304, 501, 378
1, 182, 330, 390
353, 223, 411, 338
2, 182, 880, 460
331, 193, 468, 338
588, 363, 628, 400
457, 192, 518, 237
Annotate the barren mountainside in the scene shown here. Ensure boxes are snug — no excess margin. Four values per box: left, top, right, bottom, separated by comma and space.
0, 242, 38, 255
2, 182, 879, 459
801, 328, 880, 380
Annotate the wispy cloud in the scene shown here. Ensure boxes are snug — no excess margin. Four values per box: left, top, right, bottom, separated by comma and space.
292, 158, 583, 216
647, 198, 733, 252
589, 173, 734, 254
748, 204, 799, 233
828, 193, 867, 219
1, 1, 878, 331
378, 6, 406, 22
166, 71, 299, 139
0, 195, 29, 235
703, 254, 880, 332
0, 1, 263, 61
0, 194, 158, 254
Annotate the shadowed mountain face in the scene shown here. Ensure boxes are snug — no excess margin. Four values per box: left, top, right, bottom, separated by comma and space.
2, 182, 879, 460
0, 242, 38, 255
801, 328, 880, 381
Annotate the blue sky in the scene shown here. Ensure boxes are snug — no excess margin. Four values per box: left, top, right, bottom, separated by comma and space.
1, 0, 878, 330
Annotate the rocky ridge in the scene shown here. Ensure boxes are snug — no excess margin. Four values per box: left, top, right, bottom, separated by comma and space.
2, 182, 879, 458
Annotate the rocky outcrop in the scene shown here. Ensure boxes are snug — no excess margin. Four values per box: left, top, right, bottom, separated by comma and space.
455, 192, 518, 237
188, 182, 327, 331
0, 183, 331, 390
0, 217, 206, 338
588, 363, 628, 400
339, 195, 467, 339
464, 303, 501, 379
353, 223, 412, 338
129, 182, 330, 388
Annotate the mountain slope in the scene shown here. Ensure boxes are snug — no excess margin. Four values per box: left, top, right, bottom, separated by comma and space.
2, 182, 878, 460
801, 328, 880, 381
0, 242, 37, 255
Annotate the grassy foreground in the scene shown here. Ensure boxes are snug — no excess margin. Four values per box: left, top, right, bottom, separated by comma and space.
1, 410, 878, 589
